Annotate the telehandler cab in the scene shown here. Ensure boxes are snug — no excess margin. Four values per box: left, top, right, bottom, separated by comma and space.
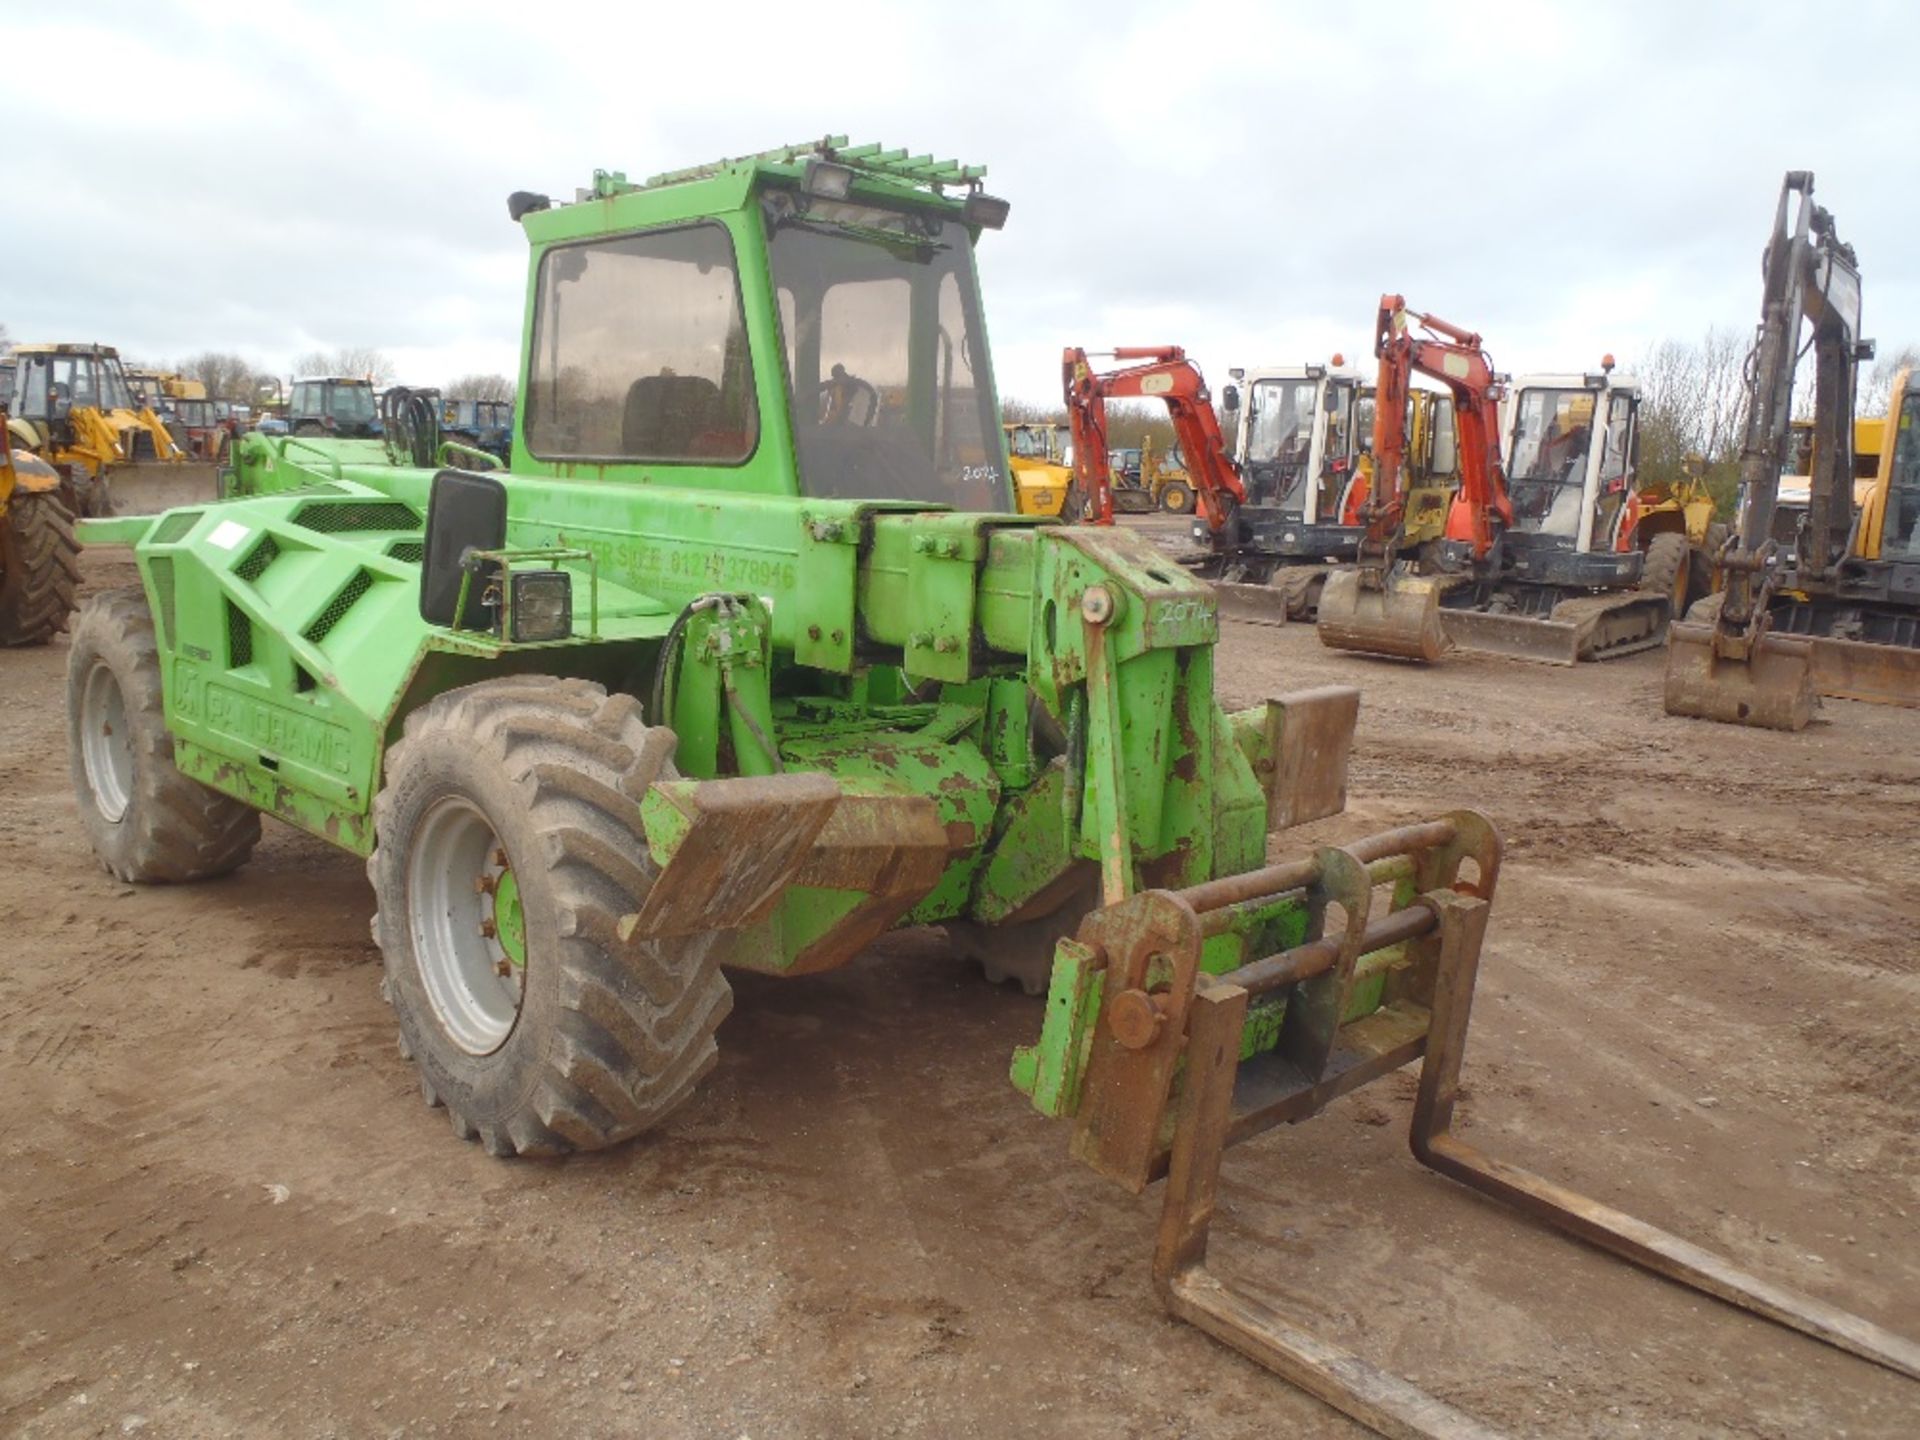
65, 138, 1917, 1437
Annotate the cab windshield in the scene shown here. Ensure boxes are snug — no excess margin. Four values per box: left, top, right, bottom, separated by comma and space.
1007, 425, 1060, 462
1242, 378, 1317, 506
329, 384, 376, 424
764, 195, 1008, 510
1887, 388, 1920, 556
96, 357, 136, 412
1506, 386, 1595, 536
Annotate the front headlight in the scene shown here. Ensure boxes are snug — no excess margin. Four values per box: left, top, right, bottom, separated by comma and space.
509, 570, 572, 642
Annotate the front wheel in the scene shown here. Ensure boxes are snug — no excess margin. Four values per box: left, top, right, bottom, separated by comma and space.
369, 677, 733, 1157
1638, 531, 1692, 615
66, 589, 261, 881
1158, 480, 1195, 515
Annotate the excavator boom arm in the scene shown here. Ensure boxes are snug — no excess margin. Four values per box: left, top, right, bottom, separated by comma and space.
1063, 347, 1247, 529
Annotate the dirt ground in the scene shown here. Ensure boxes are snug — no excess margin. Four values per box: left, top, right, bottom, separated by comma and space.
3, 530, 1916, 1440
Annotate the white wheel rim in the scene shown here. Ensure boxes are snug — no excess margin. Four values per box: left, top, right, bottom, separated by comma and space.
406, 798, 524, 1055
80, 660, 134, 824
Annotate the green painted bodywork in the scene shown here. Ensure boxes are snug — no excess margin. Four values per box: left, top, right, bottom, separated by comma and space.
98, 140, 1328, 1112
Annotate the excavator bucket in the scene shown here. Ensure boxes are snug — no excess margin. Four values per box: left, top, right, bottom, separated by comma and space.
1664, 620, 1817, 732
1316, 569, 1448, 661
1806, 634, 1920, 709
1055, 813, 1920, 1437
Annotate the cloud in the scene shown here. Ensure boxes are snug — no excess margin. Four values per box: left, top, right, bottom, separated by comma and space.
6, 0, 1913, 405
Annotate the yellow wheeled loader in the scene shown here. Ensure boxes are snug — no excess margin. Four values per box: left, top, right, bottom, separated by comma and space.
0, 413, 81, 646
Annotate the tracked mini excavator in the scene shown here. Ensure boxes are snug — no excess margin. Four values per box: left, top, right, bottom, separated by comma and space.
1197, 362, 1465, 624
1060, 346, 1245, 528
1665, 170, 1919, 729
65, 139, 1916, 1436
1319, 297, 1670, 664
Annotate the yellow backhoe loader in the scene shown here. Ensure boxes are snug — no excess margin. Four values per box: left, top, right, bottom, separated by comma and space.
1003, 420, 1071, 516
7, 343, 217, 515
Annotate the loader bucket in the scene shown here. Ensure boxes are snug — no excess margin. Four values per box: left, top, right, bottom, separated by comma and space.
1663, 621, 1817, 731
111, 461, 222, 516
1807, 634, 1920, 709
1316, 569, 1448, 661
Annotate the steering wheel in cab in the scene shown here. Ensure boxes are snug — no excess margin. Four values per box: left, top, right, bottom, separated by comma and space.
818, 365, 880, 427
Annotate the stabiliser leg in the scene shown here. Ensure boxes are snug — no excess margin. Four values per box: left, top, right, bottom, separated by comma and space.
1075, 819, 1920, 1439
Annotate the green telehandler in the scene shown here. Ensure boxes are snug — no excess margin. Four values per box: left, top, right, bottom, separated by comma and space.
65, 138, 1916, 1437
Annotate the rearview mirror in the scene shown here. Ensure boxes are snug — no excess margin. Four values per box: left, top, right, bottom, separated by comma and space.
1221, 384, 1239, 411
421, 470, 508, 629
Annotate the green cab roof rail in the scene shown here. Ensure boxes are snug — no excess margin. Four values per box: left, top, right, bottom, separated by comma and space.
616, 136, 987, 196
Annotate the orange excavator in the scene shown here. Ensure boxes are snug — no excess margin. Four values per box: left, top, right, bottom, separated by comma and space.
1317, 298, 1511, 660
1320, 297, 1671, 664
1061, 346, 1244, 532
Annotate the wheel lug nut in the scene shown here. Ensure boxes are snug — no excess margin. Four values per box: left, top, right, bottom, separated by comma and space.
474, 874, 497, 895
495, 959, 512, 977
491, 847, 509, 868
479, 919, 498, 939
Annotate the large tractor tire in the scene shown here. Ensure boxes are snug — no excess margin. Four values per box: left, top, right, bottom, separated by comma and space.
66, 589, 262, 881
369, 676, 732, 1158
0, 490, 82, 647
1639, 532, 1692, 615
1158, 480, 1195, 515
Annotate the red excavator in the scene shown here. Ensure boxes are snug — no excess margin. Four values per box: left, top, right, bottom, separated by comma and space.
1320, 297, 1670, 664
1317, 298, 1511, 660
1061, 346, 1244, 531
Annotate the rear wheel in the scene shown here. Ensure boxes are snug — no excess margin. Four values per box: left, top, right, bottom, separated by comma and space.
66, 589, 261, 881
369, 677, 732, 1157
1639, 532, 1692, 614
0, 491, 81, 646
1158, 480, 1195, 514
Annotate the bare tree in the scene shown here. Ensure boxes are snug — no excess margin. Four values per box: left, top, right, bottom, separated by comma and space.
1861, 344, 1919, 415
175, 351, 271, 401
445, 373, 517, 402
1637, 326, 1751, 513
294, 346, 396, 385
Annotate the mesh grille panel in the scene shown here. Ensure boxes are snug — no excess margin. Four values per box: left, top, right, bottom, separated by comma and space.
386, 540, 425, 563
148, 557, 177, 651
303, 570, 374, 644
293, 501, 420, 534
235, 535, 281, 583
227, 601, 253, 667
150, 511, 203, 544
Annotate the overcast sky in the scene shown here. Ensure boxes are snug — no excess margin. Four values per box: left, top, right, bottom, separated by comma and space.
10, 0, 1913, 405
